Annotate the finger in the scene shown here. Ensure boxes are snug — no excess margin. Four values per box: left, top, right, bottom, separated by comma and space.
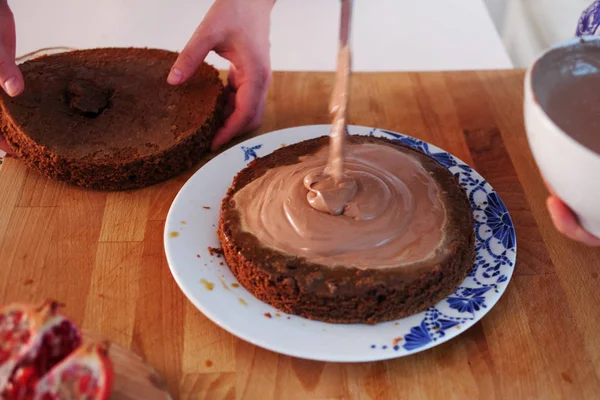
221, 64, 238, 120
246, 100, 266, 132
211, 77, 269, 152
222, 64, 264, 126
0, 55, 23, 97
0, 2, 23, 97
227, 63, 239, 90
547, 196, 600, 246
168, 24, 221, 86
223, 90, 235, 120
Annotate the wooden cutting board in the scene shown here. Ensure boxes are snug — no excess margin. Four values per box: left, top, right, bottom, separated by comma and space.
2, 70, 600, 399
85, 332, 171, 400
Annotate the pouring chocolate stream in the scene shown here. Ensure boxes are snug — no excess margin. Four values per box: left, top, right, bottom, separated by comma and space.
305, 0, 357, 216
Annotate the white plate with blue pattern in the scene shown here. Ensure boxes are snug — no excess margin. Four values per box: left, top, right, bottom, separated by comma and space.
164, 125, 517, 362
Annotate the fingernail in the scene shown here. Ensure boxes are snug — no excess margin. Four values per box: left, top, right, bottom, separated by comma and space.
167, 68, 183, 85
4, 77, 22, 97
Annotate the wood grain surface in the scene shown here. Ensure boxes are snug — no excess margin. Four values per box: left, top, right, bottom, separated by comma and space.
2, 70, 600, 399
84, 331, 172, 400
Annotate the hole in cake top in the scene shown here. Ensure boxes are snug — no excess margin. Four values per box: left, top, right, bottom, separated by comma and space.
66, 77, 114, 118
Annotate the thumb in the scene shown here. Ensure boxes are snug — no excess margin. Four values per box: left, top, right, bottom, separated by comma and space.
168, 25, 221, 86
0, 53, 23, 97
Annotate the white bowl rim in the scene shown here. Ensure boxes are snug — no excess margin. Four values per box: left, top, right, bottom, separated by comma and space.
524, 35, 600, 163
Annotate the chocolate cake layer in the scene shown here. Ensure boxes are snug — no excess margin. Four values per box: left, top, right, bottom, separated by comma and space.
218, 135, 475, 324
0, 48, 225, 190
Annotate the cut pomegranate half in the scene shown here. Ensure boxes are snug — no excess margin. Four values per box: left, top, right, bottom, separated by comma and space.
33, 341, 114, 400
0, 301, 81, 399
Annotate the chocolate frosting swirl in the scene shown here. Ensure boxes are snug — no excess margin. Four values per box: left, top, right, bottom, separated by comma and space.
232, 142, 448, 269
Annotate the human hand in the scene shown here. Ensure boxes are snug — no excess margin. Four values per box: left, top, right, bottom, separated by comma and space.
0, 1, 23, 98
168, 0, 274, 151
0, 0, 24, 154
545, 180, 600, 246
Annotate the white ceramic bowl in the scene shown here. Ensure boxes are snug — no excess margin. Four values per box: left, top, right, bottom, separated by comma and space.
524, 36, 600, 238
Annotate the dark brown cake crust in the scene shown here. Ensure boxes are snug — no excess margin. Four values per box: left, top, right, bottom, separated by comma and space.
218, 135, 476, 324
0, 48, 226, 190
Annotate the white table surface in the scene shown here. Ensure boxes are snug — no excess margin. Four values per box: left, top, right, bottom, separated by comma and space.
11, 0, 513, 72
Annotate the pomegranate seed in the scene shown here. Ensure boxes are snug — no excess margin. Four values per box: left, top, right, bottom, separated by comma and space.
3, 382, 16, 396
14, 366, 37, 386
12, 311, 23, 323
0, 349, 10, 363
78, 374, 91, 393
